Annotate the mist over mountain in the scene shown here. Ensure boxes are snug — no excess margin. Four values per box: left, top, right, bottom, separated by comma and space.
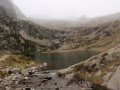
1, 0, 120, 52
0, 0, 65, 53
30, 12, 120, 31
84, 12, 120, 25
1, 0, 120, 90
0, 0, 26, 20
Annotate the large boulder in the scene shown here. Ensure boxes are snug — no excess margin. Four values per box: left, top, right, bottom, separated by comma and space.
88, 59, 101, 69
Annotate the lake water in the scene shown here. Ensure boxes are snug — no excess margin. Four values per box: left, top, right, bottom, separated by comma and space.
35, 50, 100, 70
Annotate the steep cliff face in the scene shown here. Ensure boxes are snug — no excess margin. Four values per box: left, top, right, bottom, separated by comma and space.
0, 0, 26, 19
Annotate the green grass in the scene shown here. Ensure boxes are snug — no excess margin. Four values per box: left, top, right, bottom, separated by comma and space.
86, 76, 102, 81
0, 55, 38, 78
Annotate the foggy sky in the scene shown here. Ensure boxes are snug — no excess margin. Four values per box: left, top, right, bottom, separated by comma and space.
12, 0, 120, 20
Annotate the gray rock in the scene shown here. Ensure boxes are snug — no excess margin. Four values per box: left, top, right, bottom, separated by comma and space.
104, 66, 120, 90
42, 63, 48, 68
15, 88, 23, 90
88, 59, 101, 69
95, 70, 102, 76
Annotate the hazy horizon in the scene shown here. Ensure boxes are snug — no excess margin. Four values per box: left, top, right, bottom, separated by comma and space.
12, 0, 120, 20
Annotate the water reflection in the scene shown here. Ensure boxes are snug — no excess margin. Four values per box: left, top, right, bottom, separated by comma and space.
35, 50, 100, 70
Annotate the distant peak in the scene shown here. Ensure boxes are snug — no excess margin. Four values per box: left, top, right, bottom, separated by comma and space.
79, 15, 88, 23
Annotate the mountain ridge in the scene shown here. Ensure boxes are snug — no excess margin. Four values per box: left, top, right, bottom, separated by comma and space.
0, 0, 26, 20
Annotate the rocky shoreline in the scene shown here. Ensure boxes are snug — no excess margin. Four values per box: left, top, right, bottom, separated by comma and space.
58, 45, 120, 90
0, 55, 103, 90
1, 44, 120, 90
0, 64, 107, 90
0, 64, 93, 90
0, 57, 109, 90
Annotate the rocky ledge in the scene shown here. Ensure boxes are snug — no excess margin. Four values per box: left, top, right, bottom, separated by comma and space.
59, 44, 120, 90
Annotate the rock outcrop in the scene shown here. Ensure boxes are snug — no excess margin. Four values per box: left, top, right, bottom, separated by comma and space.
58, 44, 120, 89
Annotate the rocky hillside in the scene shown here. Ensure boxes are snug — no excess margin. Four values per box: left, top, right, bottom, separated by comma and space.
1, 0, 120, 54
60, 20, 120, 51
59, 44, 120, 90
30, 14, 120, 52
0, 2, 68, 53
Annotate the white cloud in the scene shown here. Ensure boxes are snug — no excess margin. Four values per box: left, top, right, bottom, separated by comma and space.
12, 0, 120, 19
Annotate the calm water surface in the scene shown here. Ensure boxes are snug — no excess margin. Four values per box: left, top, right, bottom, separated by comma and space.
35, 50, 100, 70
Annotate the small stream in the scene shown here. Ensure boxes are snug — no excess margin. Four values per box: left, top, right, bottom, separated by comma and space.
35, 50, 100, 70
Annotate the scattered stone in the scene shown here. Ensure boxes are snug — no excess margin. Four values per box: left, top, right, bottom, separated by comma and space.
42, 63, 48, 68
54, 83, 57, 85
43, 71, 50, 73
24, 77, 29, 80
15, 88, 23, 90
41, 79, 48, 83
55, 87, 59, 90
95, 70, 102, 76
88, 59, 101, 69
1, 59, 5, 62
81, 88, 86, 90
24, 87, 34, 90
45, 76, 52, 80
